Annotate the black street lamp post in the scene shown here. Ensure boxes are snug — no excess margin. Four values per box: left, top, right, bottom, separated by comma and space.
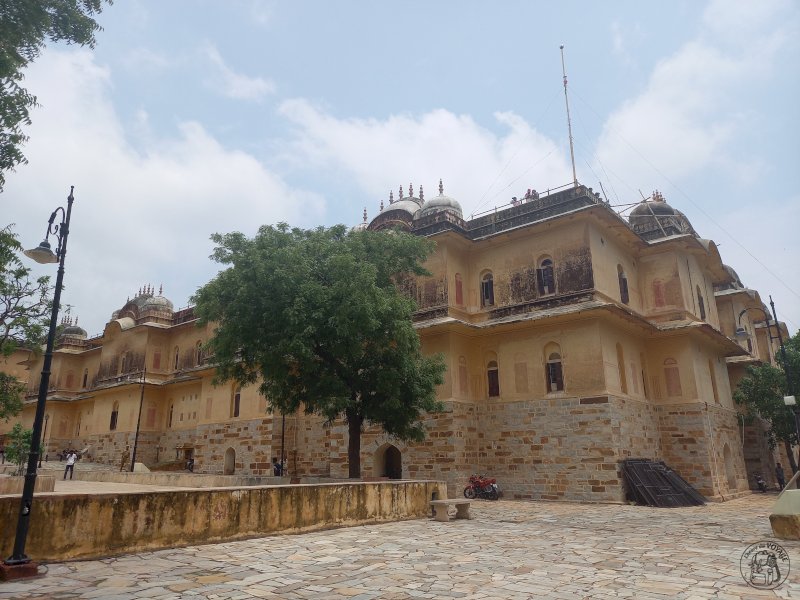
3, 187, 74, 574
736, 296, 799, 466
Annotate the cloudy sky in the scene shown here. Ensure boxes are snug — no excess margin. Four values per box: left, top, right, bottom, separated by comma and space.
2, 0, 798, 336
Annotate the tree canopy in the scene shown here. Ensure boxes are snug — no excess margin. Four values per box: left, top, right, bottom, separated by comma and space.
0, 225, 51, 421
1, 0, 111, 190
193, 224, 446, 478
734, 330, 800, 472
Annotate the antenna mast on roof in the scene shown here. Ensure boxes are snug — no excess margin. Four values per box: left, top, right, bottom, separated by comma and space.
560, 44, 578, 188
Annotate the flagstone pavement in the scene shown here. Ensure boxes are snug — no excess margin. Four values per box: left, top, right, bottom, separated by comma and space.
1, 493, 797, 599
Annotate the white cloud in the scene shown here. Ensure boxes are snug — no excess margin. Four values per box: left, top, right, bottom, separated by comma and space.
204, 44, 275, 101
121, 47, 173, 71
279, 99, 573, 218
2, 49, 323, 335
595, 0, 791, 192
249, 0, 275, 27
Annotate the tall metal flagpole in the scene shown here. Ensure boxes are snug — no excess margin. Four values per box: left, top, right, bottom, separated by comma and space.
560, 45, 578, 188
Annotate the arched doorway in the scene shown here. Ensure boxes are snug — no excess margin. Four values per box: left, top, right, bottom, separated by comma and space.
374, 443, 402, 479
385, 445, 402, 479
723, 444, 737, 491
224, 447, 235, 475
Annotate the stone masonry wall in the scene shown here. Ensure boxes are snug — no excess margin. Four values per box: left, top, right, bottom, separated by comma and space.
742, 418, 778, 490
472, 396, 621, 502
194, 417, 275, 476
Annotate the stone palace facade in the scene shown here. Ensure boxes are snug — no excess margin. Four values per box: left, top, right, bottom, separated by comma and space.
1, 182, 787, 501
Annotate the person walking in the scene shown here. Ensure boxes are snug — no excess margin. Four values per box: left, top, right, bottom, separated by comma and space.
776, 463, 786, 490
64, 450, 77, 480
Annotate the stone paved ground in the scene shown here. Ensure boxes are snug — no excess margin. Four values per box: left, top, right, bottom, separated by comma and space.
1, 494, 797, 599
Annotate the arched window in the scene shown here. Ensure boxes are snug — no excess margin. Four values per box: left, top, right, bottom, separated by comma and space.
617, 265, 629, 305
168, 403, 174, 428
708, 359, 719, 403
486, 360, 500, 397
196, 340, 203, 366
544, 344, 564, 392
653, 279, 665, 308
664, 358, 682, 397
174, 346, 180, 370
82, 368, 88, 388
110, 401, 119, 431
696, 286, 706, 320
231, 386, 241, 417
119, 352, 128, 374
616, 343, 628, 394
480, 272, 494, 307
153, 349, 161, 370
455, 273, 463, 306
537, 257, 555, 296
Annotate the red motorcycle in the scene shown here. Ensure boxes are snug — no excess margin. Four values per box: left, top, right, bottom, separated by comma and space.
464, 474, 499, 500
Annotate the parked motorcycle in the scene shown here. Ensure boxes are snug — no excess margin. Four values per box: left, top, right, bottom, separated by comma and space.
464, 474, 499, 500
754, 473, 767, 493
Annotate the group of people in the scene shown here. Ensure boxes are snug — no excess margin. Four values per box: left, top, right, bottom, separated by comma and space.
510, 188, 540, 206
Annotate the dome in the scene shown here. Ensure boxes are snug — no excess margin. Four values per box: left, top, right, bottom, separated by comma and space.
61, 323, 87, 339
382, 199, 422, 217
723, 264, 744, 289
417, 180, 462, 219
351, 208, 369, 232
628, 190, 695, 238
58, 314, 87, 340
142, 295, 174, 312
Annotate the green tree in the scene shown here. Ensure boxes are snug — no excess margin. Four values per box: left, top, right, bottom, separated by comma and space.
0, 225, 51, 354
734, 362, 798, 474
5, 422, 32, 475
193, 224, 446, 478
1, 0, 112, 190
0, 225, 51, 421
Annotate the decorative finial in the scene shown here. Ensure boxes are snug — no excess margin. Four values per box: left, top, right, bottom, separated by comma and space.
159, 284, 163, 295
409, 183, 414, 198
653, 190, 664, 202
439, 179, 444, 195
389, 190, 394, 204
380, 197, 384, 211
138, 286, 142, 296
75, 316, 79, 325
399, 185, 404, 199
419, 185, 424, 201
363, 207, 367, 223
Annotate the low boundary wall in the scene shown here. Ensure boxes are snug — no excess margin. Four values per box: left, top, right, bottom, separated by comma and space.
0, 480, 446, 561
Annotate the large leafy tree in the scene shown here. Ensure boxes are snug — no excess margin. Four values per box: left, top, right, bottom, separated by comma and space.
1, 0, 111, 190
734, 330, 800, 474
0, 225, 51, 420
193, 224, 446, 478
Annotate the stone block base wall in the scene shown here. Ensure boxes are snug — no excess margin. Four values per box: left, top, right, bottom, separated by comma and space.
193, 418, 275, 476
657, 402, 747, 499
0, 480, 446, 561
742, 418, 779, 490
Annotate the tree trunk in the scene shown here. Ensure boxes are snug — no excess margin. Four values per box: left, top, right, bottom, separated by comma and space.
784, 439, 798, 475
347, 409, 363, 479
